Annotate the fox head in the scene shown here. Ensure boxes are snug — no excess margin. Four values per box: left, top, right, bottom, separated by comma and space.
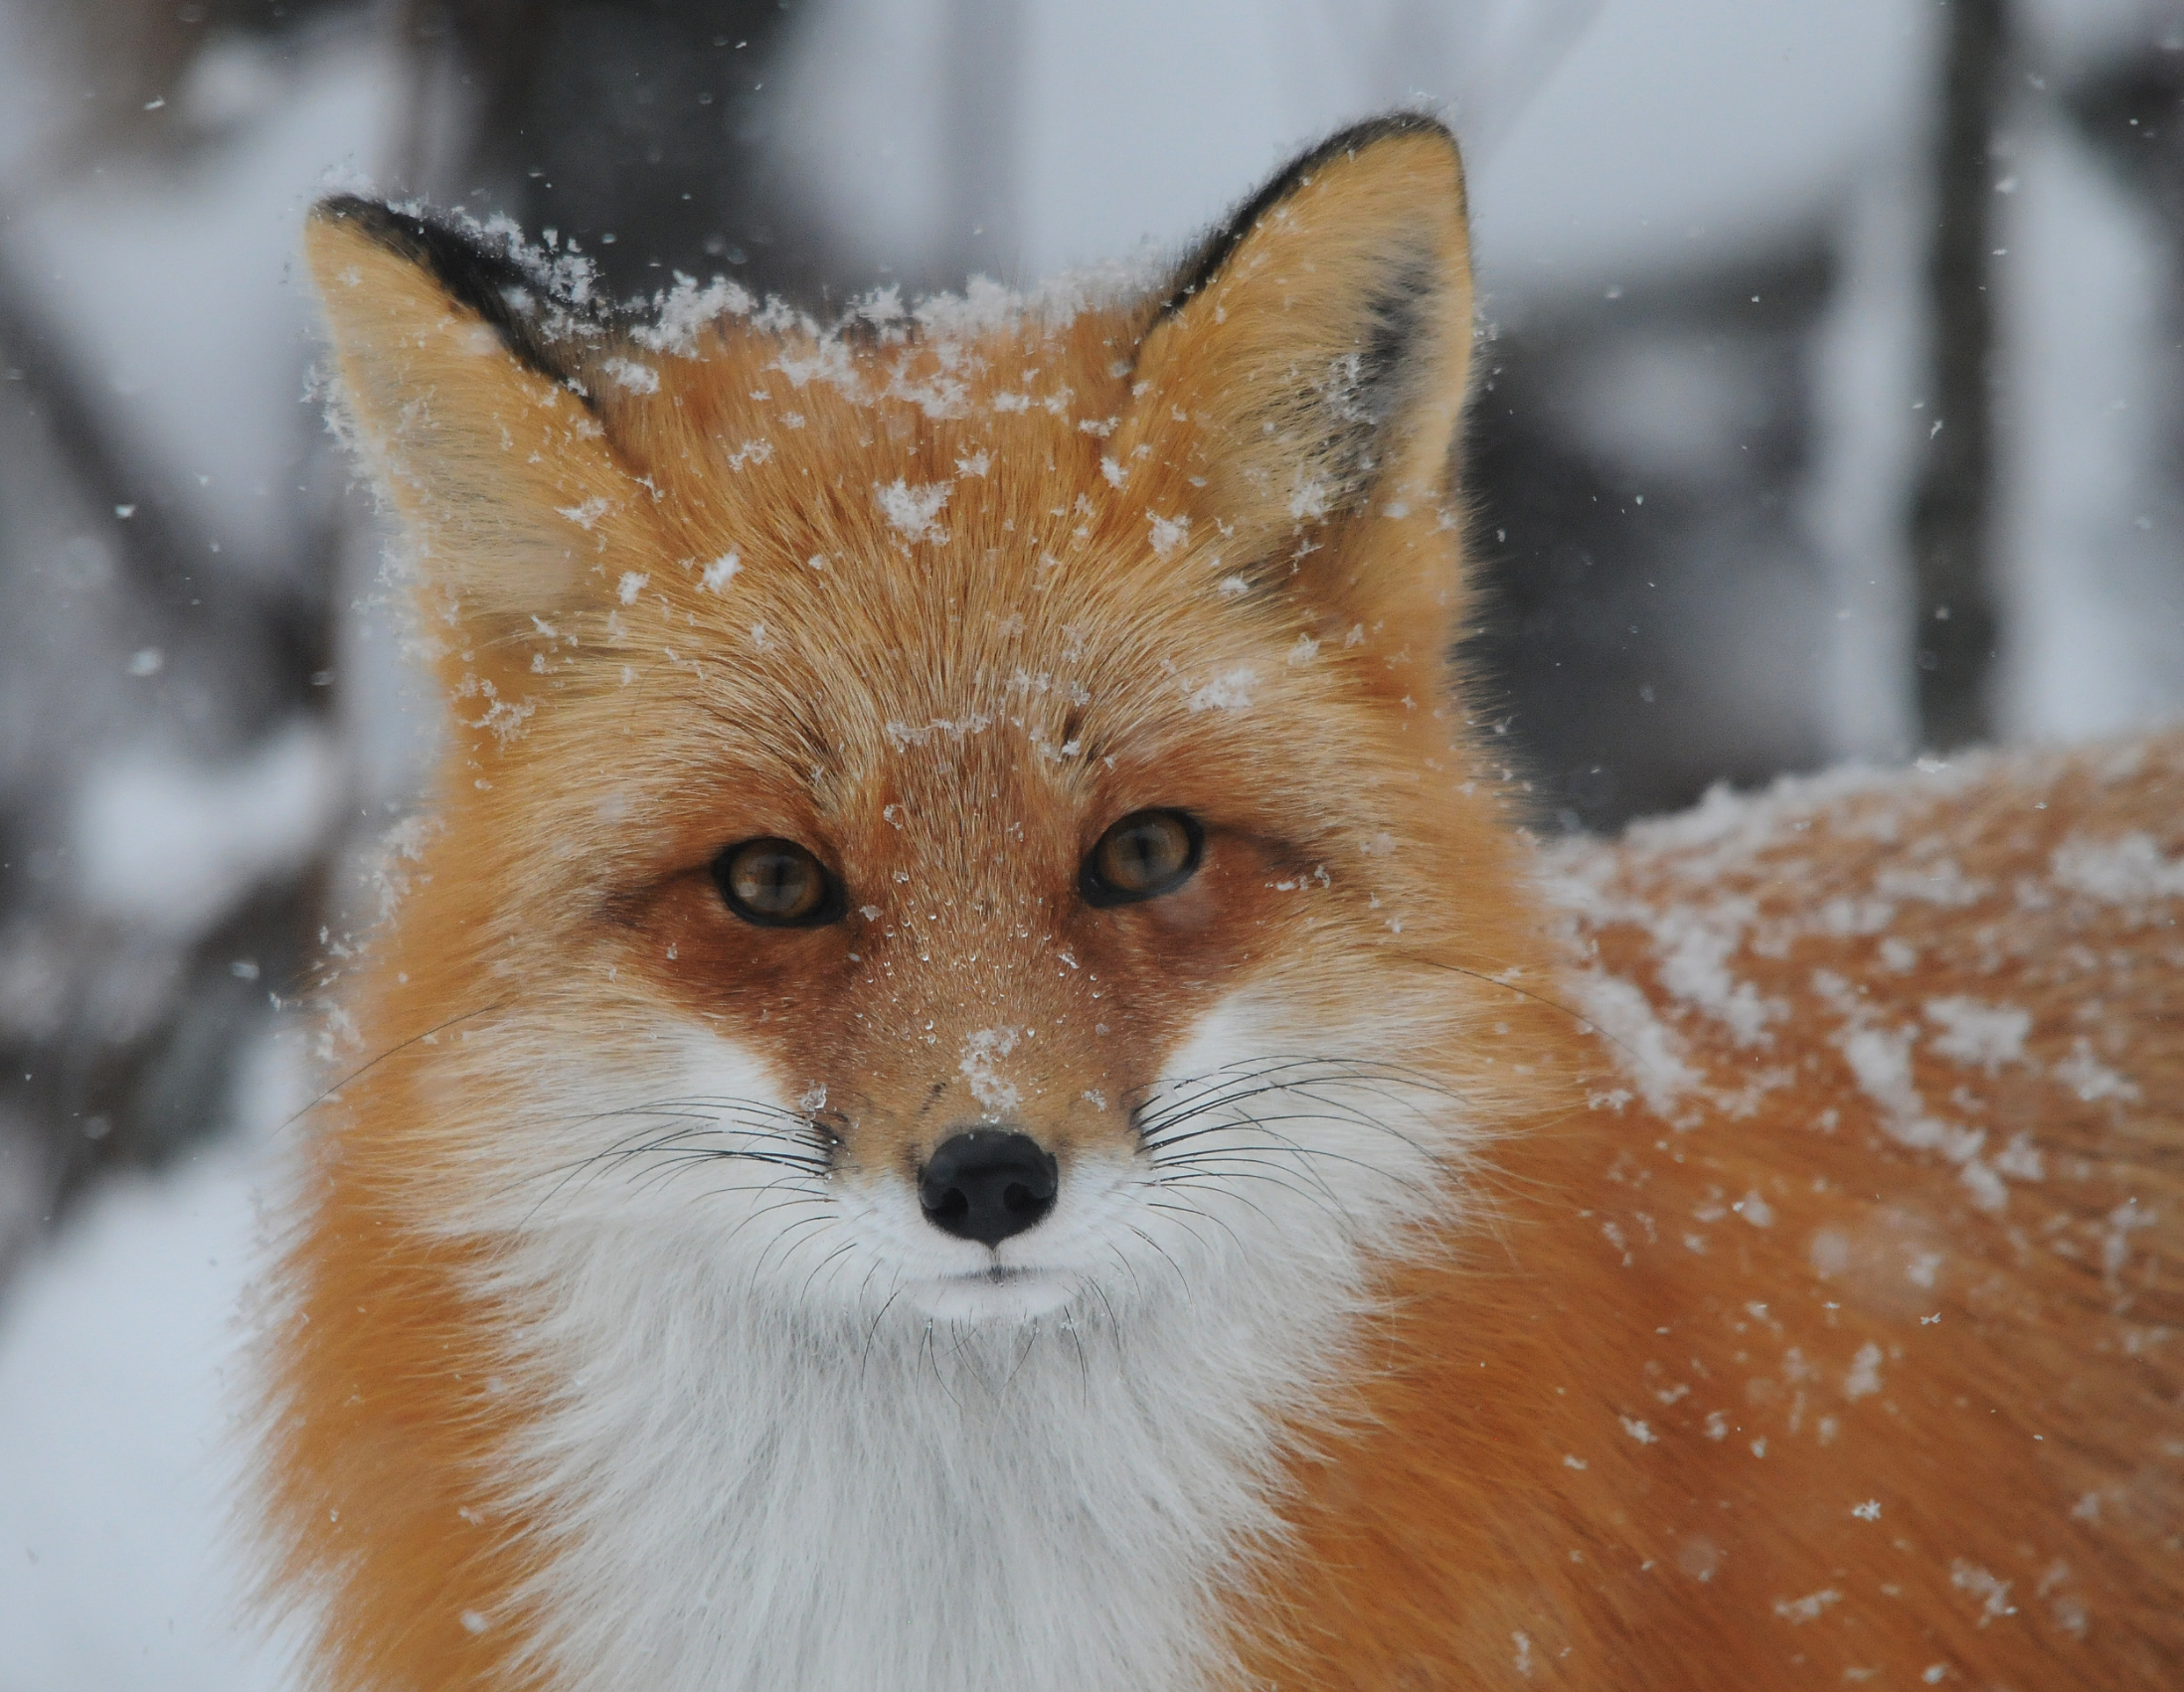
306, 116, 1560, 1338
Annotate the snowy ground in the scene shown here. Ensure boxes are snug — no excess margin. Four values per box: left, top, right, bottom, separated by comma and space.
0, 1114, 293, 1691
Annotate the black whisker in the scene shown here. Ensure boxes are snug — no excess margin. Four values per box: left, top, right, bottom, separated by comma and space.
1063, 1309, 1092, 1395
1134, 1065, 1458, 1158
1395, 952, 1635, 1063
1153, 1134, 1423, 1192
753, 1207, 842, 1278
496, 1088, 835, 1232
1088, 1273, 1127, 1364
920, 1318, 961, 1409
1102, 1219, 1180, 1299
859, 1280, 911, 1383
1151, 1117, 1354, 1207
1128, 1054, 1467, 1129
1159, 1160, 1367, 1231
1142, 1195, 1235, 1255
1000, 1319, 1044, 1395
1148, 1166, 1303, 1233
276, 1000, 513, 1137
718, 1186, 834, 1252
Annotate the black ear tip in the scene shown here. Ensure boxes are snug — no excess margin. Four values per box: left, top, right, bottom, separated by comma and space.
310, 195, 415, 241
310, 192, 394, 227
1286, 113, 1464, 212
1315, 111, 1458, 158
308, 196, 463, 269
304, 195, 594, 393
1160, 111, 1464, 323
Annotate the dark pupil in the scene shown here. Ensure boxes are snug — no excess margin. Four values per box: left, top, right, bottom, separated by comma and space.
732, 845, 817, 918
1105, 817, 1185, 889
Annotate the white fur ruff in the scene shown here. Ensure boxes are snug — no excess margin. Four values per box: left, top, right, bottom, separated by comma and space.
421, 995, 1468, 1692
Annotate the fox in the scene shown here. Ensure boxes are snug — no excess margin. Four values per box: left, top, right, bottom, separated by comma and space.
262, 114, 2184, 1690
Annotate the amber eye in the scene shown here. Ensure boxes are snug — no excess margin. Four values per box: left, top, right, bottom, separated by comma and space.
712, 837, 843, 928
1082, 809, 1204, 907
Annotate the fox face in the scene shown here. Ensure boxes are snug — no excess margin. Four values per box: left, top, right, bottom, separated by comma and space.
280, 120, 1578, 1692
305, 121, 1554, 1345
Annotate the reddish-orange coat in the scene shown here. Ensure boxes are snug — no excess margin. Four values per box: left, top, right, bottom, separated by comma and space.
263, 122, 2183, 1690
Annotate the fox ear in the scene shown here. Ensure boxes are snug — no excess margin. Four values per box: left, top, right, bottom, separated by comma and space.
1121, 117, 1474, 627
304, 198, 633, 652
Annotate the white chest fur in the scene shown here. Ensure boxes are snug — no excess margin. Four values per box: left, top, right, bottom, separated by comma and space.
437, 1008, 1462, 1691
484, 1231, 1336, 1692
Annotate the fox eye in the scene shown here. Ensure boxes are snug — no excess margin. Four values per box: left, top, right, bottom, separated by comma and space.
1082, 809, 1203, 906
713, 838, 842, 928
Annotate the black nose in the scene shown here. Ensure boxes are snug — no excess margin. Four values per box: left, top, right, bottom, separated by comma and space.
919, 1129, 1058, 1247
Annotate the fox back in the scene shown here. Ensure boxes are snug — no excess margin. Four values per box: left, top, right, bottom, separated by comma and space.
266, 119, 2184, 1690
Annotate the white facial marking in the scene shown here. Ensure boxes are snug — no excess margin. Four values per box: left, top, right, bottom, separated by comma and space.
413, 987, 1472, 1692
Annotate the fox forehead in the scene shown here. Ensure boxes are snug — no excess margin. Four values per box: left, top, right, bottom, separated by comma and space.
621, 305, 1158, 600
445, 328, 1342, 1081
487, 319, 1422, 867
555, 322, 1322, 740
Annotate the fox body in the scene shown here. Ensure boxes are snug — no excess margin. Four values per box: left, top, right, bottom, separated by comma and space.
269, 119, 2184, 1689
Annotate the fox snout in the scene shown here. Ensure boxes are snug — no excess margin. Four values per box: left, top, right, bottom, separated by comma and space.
917, 1128, 1060, 1246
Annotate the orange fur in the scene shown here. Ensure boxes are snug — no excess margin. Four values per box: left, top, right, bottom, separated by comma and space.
1237, 739, 2184, 1687
263, 120, 2182, 1689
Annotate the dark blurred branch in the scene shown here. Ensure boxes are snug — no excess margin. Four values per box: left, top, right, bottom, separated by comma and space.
403, 0, 828, 302
1908, 0, 2010, 751
0, 114, 345, 1269
36, 858, 332, 1224
2062, 37, 2184, 229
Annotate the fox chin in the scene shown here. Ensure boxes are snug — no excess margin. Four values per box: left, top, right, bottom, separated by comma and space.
254, 113, 2184, 1692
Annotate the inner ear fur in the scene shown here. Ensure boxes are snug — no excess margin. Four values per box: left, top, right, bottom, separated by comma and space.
1118, 116, 1475, 632
304, 198, 645, 668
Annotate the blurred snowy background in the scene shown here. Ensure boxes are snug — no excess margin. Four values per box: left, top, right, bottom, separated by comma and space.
2, 0, 2182, 1683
